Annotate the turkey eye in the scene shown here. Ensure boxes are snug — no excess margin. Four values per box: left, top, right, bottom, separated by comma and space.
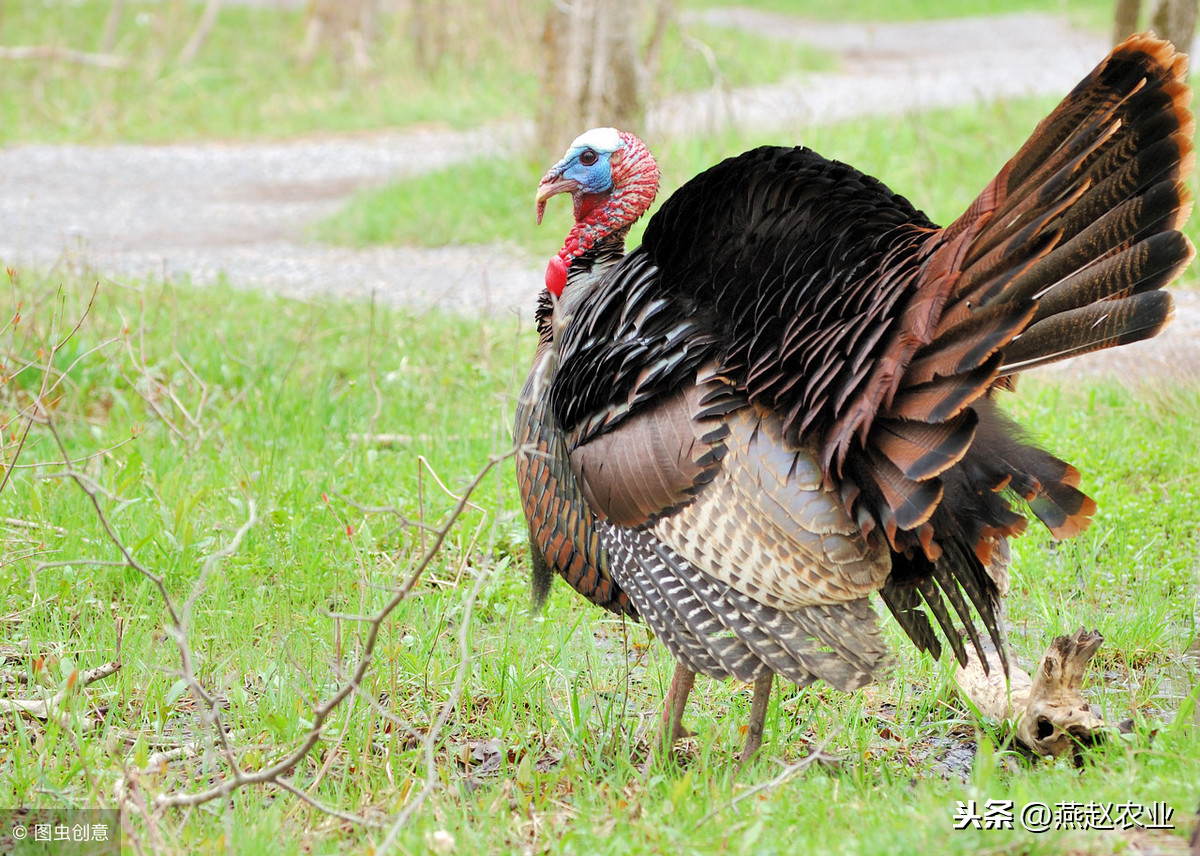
579, 149, 599, 166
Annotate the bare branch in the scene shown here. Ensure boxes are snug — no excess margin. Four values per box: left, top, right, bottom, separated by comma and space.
0, 660, 123, 730
5, 517, 69, 536
11, 284, 518, 835
152, 451, 512, 811
36, 559, 128, 571
330, 491, 442, 534
272, 777, 383, 829
378, 524, 495, 847
1, 283, 105, 496
0, 45, 129, 69
117, 299, 208, 448
177, 0, 224, 66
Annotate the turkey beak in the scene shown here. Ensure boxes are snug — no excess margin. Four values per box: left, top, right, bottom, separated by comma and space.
536, 174, 579, 225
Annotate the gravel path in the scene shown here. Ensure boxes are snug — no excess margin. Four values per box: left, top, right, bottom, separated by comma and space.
1, 9, 1197, 374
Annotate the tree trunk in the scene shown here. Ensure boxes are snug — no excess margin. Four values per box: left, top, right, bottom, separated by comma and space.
299, 0, 378, 71
1113, 0, 1141, 44
409, 0, 445, 74
642, 0, 673, 84
100, 0, 125, 54
177, 0, 222, 65
1151, 0, 1198, 50
537, 0, 646, 156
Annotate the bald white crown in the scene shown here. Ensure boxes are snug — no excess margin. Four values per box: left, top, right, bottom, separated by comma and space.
570, 127, 622, 153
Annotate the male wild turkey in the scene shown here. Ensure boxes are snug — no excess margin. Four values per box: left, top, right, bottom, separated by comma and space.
515, 34, 1194, 762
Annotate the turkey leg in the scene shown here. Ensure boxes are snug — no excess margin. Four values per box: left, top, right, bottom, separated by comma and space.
739, 671, 774, 764
658, 662, 696, 754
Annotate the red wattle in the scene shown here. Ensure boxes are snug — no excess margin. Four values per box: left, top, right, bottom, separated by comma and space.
545, 256, 568, 297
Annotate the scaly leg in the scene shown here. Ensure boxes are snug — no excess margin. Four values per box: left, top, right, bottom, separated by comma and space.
657, 662, 696, 755
739, 671, 774, 764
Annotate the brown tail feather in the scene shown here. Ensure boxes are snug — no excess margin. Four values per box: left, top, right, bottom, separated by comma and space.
874, 34, 1193, 672
882, 32, 1193, 542
872, 412, 978, 482
1030, 230, 1191, 321
1001, 289, 1175, 373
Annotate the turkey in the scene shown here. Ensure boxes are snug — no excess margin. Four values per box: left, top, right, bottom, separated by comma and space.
515, 34, 1194, 762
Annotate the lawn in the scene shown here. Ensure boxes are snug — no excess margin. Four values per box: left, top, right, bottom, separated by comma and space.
0, 264, 1197, 854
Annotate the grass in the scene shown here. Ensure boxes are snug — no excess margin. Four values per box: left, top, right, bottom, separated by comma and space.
0, 0, 540, 143
0, 267, 1197, 854
0, 0, 831, 145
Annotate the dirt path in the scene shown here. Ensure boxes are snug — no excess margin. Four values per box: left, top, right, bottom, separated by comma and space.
1, 9, 1197, 375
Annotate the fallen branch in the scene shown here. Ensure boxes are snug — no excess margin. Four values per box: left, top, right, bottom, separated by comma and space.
377, 475, 497, 848
0, 45, 128, 69
14, 286, 514, 837
4, 517, 69, 536
0, 660, 122, 731
152, 451, 509, 812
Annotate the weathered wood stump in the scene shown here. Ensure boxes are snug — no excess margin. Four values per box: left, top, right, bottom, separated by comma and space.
955, 628, 1110, 758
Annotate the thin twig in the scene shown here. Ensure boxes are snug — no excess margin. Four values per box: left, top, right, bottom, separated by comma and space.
41, 412, 259, 792
694, 729, 843, 828
153, 451, 511, 810
363, 293, 384, 444
5, 517, 69, 536
0, 660, 122, 730
329, 492, 441, 534
274, 777, 382, 829
377, 487, 497, 850
1, 284, 103, 496
35, 559, 127, 571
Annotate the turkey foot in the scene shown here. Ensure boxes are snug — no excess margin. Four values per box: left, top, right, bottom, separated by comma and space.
954, 628, 1110, 758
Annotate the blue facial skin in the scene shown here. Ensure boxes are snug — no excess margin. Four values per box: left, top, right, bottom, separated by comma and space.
551, 145, 615, 196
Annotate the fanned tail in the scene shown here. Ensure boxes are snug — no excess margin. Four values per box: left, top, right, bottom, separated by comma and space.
864, 33, 1194, 668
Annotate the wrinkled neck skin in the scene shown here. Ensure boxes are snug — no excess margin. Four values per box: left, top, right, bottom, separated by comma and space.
544, 134, 658, 299
536, 227, 630, 346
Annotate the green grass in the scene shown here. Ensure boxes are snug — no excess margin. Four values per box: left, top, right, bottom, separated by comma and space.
0, 0, 538, 143
1, 269, 1197, 854
0, 0, 831, 145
